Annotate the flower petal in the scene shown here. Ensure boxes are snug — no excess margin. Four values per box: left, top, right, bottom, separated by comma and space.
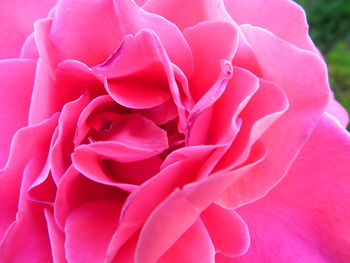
184, 21, 238, 101
220, 25, 329, 208
0, 59, 36, 167
65, 200, 123, 263
94, 31, 172, 109
157, 219, 215, 263
50, 0, 122, 66
230, 114, 350, 262
0, 204, 52, 262
201, 204, 250, 257
114, 0, 193, 75
0, 0, 55, 58
54, 166, 126, 229
224, 0, 317, 52
0, 114, 58, 240
45, 209, 67, 263
144, 0, 231, 31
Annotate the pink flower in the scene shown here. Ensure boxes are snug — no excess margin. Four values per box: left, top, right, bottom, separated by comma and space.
0, 0, 349, 262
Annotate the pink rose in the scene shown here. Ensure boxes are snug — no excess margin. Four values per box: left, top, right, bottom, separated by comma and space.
1, 0, 349, 262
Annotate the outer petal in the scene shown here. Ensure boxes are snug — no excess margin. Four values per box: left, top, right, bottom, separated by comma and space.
219, 25, 329, 208
231, 114, 350, 262
224, 0, 317, 52
326, 93, 349, 128
65, 200, 123, 263
0, 204, 52, 262
50, 0, 122, 66
0, 0, 56, 58
0, 114, 58, 241
0, 59, 36, 167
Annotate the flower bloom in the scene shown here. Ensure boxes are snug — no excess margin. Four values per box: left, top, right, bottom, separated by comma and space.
0, 0, 349, 262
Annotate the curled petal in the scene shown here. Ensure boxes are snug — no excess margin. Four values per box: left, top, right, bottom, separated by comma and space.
201, 204, 250, 257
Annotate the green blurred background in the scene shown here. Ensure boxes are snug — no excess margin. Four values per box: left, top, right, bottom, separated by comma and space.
295, 0, 350, 114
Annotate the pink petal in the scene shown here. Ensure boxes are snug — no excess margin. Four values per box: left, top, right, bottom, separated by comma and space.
143, 0, 231, 31
114, 0, 193, 75
54, 166, 126, 229
224, 0, 317, 52
74, 95, 123, 145
201, 204, 250, 257
50, 0, 122, 66
135, 144, 265, 263
72, 143, 162, 191
230, 114, 350, 262
65, 200, 123, 263
326, 93, 349, 128
94, 31, 171, 109
20, 33, 39, 59
0, 114, 58, 240
45, 209, 68, 263
0, 59, 36, 167
106, 147, 216, 260
29, 41, 103, 124
157, 219, 215, 263
50, 94, 90, 183
219, 25, 329, 208
0, 204, 52, 262
186, 60, 234, 146
206, 66, 259, 145
184, 21, 238, 101
0, 0, 55, 59
216, 78, 288, 172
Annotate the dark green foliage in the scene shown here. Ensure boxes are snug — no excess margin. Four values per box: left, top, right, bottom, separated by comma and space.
295, 0, 350, 114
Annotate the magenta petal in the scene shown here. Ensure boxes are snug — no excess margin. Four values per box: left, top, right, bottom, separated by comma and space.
106, 148, 215, 260
326, 94, 349, 128
45, 209, 67, 263
0, 0, 55, 59
114, 0, 193, 75
224, 0, 317, 52
20, 33, 39, 59
135, 189, 212, 263
50, 0, 122, 66
134, 145, 265, 263
144, 0, 231, 31
54, 166, 125, 229
65, 200, 122, 263
207, 67, 259, 145
201, 204, 250, 257
0, 204, 52, 262
184, 21, 238, 101
221, 25, 329, 207
50, 94, 90, 183
216, 79, 288, 172
72, 144, 162, 191
0, 114, 58, 240
0, 59, 36, 167
157, 219, 215, 263
231, 114, 350, 262
95, 31, 171, 109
